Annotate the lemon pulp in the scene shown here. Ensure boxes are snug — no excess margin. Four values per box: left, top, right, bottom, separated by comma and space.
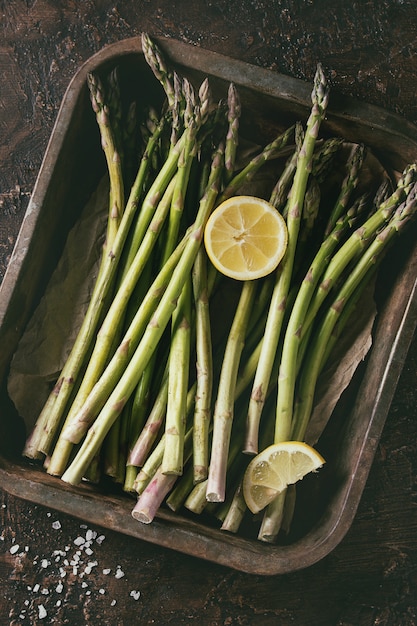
204, 195, 288, 281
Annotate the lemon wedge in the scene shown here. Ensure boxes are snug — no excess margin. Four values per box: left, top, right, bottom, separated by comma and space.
242, 441, 325, 514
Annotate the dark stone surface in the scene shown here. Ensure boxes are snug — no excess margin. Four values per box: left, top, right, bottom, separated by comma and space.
1, 2, 417, 624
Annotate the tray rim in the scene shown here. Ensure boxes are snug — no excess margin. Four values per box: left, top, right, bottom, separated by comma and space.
1, 35, 417, 576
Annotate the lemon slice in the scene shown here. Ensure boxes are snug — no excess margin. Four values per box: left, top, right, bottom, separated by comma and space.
242, 441, 325, 514
204, 195, 288, 281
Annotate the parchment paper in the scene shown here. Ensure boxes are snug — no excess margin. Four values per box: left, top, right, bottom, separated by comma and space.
8, 177, 109, 431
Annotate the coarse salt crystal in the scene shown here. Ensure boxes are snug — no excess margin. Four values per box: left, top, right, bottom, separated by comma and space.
99, 588, 105, 595
110, 599, 117, 606
115, 567, 125, 579
74, 536, 85, 546
86, 529, 96, 541
38, 604, 47, 619
103, 568, 111, 575
85, 547, 94, 556
33, 584, 40, 593
10, 544, 19, 554
53, 550, 64, 556
130, 590, 141, 600
96, 535, 105, 544
56, 600, 62, 607
81, 582, 88, 589
52, 520, 61, 530
40, 559, 49, 568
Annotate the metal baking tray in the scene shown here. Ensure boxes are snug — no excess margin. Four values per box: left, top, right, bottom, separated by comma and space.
1, 36, 417, 575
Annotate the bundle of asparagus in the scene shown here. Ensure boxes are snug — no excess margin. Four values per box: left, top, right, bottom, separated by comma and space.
23, 33, 417, 543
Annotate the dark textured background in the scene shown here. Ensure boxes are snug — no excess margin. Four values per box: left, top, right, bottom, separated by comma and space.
1, 2, 417, 624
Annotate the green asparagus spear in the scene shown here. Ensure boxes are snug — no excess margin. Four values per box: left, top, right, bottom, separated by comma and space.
245, 64, 330, 455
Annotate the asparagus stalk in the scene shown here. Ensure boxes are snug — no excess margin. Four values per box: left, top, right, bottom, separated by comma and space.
119, 126, 190, 276
169, 297, 279, 508
293, 175, 321, 271
275, 202, 368, 445
102, 413, 122, 480
132, 469, 178, 524
60, 142, 225, 485
324, 142, 366, 236
257, 177, 416, 540
259, 183, 417, 543
224, 83, 241, 185
23, 71, 130, 460
186, 400, 248, 513
166, 458, 198, 512
244, 64, 330, 455
58, 232, 190, 449
220, 480, 247, 533
87, 70, 125, 244
170, 72, 186, 147
127, 372, 169, 469
73, 172, 178, 407
301, 164, 417, 341
132, 413, 195, 524
46, 175, 178, 476
192, 247, 213, 483
161, 117, 197, 264
123, 78, 210, 275
133, 384, 196, 495
141, 33, 176, 108
218, 125, 295, 203
169, 301, 281, 510
291, 137, 345, 270
121, 99, 138, 187
23, 100, 168, 462
162, 278, 192, 475
269, 122, 304, 211
257, 491, 288, 542
124, 351, 158, 466
206, 279, 258, 502
293, 183, 417, 441
184, 477, 209, 514
311, 137, 344, 184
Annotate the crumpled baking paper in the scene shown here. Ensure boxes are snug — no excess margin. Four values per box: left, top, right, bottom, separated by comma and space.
8, 177, 109, 432
305, 285, 376, 445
